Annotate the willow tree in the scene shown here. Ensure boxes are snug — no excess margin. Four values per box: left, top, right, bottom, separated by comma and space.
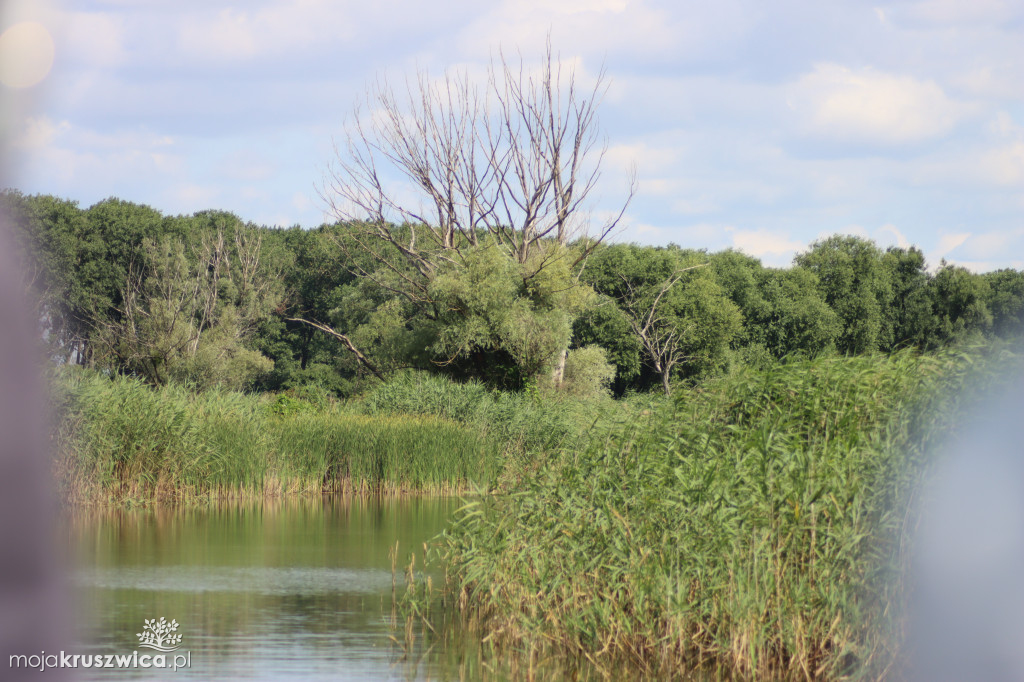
93, 223, 282, 390
307, 40, 634, 386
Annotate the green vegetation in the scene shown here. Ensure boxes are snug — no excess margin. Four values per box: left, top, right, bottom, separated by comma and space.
9, 185, 1022, 678
411, 346, 1016, 680
5, 188, 1024, 399
17, 46, 1024, 680
358, 370, 615, 459
54, 369, 500, 505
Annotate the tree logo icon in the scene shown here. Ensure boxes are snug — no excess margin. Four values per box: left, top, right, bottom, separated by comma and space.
136, 617, 183, 652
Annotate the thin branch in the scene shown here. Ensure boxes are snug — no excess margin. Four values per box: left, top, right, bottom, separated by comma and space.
286, 317, 386, 381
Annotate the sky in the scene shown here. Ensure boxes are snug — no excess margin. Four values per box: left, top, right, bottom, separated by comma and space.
1, 0, 1023, 271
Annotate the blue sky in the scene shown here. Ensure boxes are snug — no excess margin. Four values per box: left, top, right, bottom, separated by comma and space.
3, 0, 1023, 270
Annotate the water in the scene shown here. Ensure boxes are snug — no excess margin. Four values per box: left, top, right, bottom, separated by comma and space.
66, 497, 460, 681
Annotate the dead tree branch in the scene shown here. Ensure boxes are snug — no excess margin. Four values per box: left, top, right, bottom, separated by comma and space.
286, 317, 385, 381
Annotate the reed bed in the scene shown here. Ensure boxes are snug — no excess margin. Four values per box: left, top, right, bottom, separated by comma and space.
54, 369, 500, 505
423, 346, 1016, 681
358, 369, 619, 460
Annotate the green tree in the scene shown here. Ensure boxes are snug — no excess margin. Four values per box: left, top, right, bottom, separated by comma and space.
309, 41, 633, 388
252, 225, 357, 394
584, 244, 741, 394
795, 236, 894, 354
93, 223, 282, 390
929, 262, 992, 344
984, 268, 1024, 339
882, 246, 936, 349
749, 267, 840, 358
572, 300, 643, 393
1, 191, 86, 359
559, 345, 616, 398
424, 243, 594, 387
708, 249, 769, 347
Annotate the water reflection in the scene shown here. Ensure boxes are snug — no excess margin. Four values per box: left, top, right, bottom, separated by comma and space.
67, 497, 669, 681
68, 497, 457, 681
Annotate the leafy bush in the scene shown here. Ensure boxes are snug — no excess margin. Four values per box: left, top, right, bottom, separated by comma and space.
561, 345, 615, 398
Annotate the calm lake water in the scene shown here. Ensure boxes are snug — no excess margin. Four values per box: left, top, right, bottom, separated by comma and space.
67, 497, 469, 681
66, 497, 676, 681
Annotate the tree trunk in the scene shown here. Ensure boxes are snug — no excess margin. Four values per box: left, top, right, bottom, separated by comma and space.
299, 327, 311, 370
661, 367, 671, 396
551, 348, 568, 388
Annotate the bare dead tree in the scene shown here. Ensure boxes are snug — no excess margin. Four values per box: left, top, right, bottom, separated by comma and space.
319, 36, 635, 293
310, 38, 635, 383
617, 264, 709, 396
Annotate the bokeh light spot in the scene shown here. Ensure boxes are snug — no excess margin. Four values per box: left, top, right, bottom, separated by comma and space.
0, 21, 55, 89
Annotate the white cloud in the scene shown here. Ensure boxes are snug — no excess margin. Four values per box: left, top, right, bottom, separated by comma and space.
292, 191, 312, 213
977, 141, 1024, 186
176, 6, 347, 62
172, 1, 476, 65
831, 224, 871, 240
930, 232, 972, 264
217, 149, 276, 182
612, 220, 728, 246
787, 64, 968, 146
830, 223, 912, 249
14, 116, 69, 150
454, 0, 750, 69
178, 9, 260, 61
168, 183, 219, 207
911, 112, 1024, 188
606, 142, 677, 174
14, 117, 187, 199
729, 228, 805, 266
669, 194, 719, 215
948, 65, 1024, 101
503, 0, 629, 15
55, 10, 128, 68
989, 111, 1023, 137
632, 222, 665, 238
943, 260, 990, 272
891, 0, 1021, 27
959, 228, 1024, 260
878, 223, 912, 248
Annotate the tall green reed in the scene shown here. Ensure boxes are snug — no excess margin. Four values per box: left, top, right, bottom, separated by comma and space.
357, 369, 619, 460
54, 368, 500, 505
431, 346, 1016, 680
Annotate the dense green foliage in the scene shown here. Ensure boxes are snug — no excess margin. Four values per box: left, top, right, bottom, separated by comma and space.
7, 190, 1021, 398
423, 346, 1016, 680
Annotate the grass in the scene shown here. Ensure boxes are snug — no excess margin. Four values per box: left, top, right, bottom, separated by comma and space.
413, 345, 1019, 681
357, 369, 619, 454
54, 368, 501, 505
355, 369, 625, 489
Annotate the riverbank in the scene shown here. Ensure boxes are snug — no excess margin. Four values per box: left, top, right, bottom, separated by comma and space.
53, 369, 506, 505
52, 366, 624, 506
412, 345, 1018, 681
51, 345, 1020, 679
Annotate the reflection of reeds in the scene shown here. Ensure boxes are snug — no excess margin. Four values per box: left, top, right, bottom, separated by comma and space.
430, 346, 1017, 681
53, 370, 500, 506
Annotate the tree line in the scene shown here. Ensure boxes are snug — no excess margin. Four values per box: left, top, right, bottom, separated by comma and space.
4, 189, 1023, 397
